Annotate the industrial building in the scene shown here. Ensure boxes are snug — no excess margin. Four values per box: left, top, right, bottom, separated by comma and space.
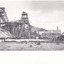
37, 26, 61, 39
0, 7, 31, 38
0, 7, 62, 39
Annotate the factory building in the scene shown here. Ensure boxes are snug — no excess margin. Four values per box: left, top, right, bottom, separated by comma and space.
37, 26, 61, 39
0, 7, 62, 39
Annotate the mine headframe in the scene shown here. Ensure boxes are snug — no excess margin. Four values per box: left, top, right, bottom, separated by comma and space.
0, 7, 9, 23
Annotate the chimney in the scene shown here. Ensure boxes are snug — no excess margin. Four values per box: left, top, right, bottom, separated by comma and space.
57, 26, 59, 30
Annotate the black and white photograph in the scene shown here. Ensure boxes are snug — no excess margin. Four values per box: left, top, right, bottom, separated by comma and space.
0, 1, 64, 50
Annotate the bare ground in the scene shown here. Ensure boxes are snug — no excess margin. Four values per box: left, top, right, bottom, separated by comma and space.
0, 42, 64, 50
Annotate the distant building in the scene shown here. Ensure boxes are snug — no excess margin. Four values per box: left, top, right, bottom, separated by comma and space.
37, 26, 61, 39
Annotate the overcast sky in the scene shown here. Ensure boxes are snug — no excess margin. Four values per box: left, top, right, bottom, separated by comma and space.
0, 1, 64, 32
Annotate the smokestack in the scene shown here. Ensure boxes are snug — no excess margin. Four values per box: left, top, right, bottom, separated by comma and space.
57, 26, 59, 30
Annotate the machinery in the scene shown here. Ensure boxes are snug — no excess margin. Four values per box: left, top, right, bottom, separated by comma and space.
0, 8, 31, 39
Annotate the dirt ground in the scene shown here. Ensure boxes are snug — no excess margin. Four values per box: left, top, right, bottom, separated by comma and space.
0, 41, 64, 50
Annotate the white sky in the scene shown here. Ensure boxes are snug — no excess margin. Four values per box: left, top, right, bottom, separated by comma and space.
0, 1, 64, 32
